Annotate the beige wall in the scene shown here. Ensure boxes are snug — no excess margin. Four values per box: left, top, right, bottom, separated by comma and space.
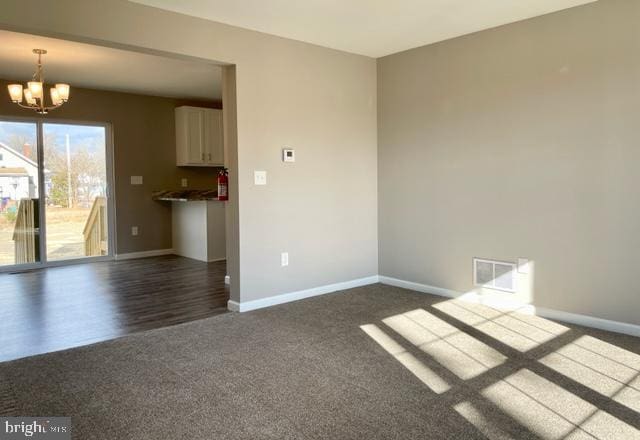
0, 0, 379, 303
378, 0, 640, 325
0, 79, 221, 255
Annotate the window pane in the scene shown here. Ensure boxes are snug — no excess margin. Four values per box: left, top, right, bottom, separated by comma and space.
43, 123, 108, 261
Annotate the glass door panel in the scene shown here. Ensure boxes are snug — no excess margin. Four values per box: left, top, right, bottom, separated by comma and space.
0, 121, 40, 267
43, 123, 108, 261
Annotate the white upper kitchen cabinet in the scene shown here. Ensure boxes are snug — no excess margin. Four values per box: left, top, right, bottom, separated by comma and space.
175, 106, 224, 167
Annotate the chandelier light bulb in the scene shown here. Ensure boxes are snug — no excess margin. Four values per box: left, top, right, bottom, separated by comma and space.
50, 88, 62, 106
28, 81, 43, 99
55, 83, 70, 102
7, 84, 23, 102
23, 89, 36, 105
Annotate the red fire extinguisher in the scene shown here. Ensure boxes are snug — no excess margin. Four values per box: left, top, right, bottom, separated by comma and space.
217, 168, 229, 201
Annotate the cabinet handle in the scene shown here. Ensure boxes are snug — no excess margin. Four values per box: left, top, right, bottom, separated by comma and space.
201, 153, 205, 161
208, 153, 212, 161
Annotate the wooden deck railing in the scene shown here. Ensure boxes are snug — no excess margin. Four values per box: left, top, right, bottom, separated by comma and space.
12, 199, 38, 264
83, 197, 107, 257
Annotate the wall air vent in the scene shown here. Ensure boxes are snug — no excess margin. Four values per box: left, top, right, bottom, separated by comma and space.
473, 258, 517, 293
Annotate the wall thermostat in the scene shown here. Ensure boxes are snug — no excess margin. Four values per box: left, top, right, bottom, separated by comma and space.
282, 148, 295, 162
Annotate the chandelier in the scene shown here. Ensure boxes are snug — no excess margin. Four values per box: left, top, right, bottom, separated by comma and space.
7, 49, 70, 115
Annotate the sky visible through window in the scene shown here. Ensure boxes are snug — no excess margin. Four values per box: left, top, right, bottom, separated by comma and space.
0, 121, 105, 161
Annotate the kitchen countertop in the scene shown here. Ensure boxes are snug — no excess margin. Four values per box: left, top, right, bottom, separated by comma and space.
152, 189, 220, 202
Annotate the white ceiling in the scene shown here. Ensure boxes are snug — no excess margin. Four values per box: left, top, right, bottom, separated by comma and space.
0, 30, 222, 100
130, 0, 596, 57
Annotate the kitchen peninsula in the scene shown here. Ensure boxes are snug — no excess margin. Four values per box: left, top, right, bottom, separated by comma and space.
153, 190, 226, 262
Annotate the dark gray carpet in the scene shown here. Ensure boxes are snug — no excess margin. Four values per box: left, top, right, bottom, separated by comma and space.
1, 284, 639, 439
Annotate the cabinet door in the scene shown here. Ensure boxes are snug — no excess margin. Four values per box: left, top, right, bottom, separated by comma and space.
204, 109, 224, 165
186, 109, 205, 164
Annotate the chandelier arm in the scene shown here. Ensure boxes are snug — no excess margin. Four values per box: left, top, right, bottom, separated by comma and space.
43, 104, 63, 111
16, 102, 39, 110
14, 100, 64, 112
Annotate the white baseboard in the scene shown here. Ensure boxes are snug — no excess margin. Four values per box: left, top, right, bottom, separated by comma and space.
378, 276, 458, 299
227, 275, 379, 313
378, 276, 640, 338
223, 272, 639, 338
227, 300, 240, 312
115, 249, 174, 261
532, 306, 640, 338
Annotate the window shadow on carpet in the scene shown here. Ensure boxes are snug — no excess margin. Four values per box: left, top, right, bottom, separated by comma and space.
361, 297, 640, 440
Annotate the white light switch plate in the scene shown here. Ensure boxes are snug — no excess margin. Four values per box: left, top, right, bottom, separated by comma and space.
131, 176, 143, 185
131, 226, 139, 236
281, 252, 289, 267
254, 171, 267, 185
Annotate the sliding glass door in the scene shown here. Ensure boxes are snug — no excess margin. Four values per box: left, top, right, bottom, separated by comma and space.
0, 118, 112, 269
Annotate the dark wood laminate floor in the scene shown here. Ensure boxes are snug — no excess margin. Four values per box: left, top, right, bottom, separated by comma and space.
0, 255, 228, 363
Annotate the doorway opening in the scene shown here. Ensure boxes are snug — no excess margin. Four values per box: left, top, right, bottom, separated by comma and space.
0, 27, 239, 361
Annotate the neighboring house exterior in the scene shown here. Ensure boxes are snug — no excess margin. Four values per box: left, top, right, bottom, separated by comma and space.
0, 142, 39, 205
